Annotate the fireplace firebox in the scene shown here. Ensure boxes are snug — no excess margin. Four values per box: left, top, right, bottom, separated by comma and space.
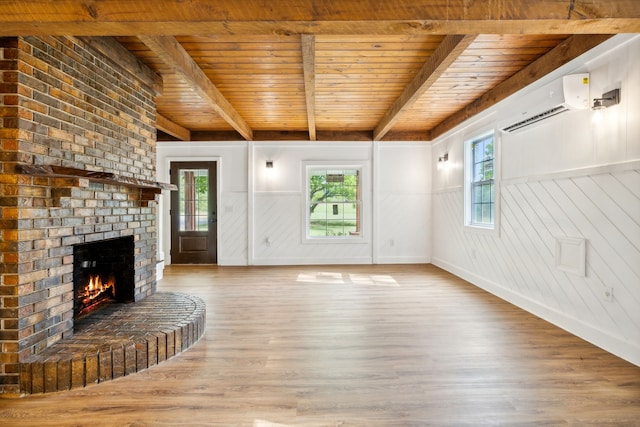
73, 236, 135, 319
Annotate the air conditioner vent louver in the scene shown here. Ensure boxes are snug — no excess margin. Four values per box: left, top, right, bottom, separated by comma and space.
501, 105, 569, 133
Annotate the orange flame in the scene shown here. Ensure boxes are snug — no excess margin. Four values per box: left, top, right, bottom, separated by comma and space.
81, 274, 115, 300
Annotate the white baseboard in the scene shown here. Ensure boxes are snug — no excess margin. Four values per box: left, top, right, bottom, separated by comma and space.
217, 257, 249, 266
431, 257, 640, 367
375, 255, 431, 264
252, 256, 373, 266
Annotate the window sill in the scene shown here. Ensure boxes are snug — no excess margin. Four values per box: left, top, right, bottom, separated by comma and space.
463, 223, 499, 236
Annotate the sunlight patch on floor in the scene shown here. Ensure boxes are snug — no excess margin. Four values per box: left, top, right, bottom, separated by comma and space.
296, 272, 398, 287
349, 273, 399, 287
296, 271, 345, 284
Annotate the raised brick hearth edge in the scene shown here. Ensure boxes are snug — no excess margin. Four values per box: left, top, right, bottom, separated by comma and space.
19, 292, 206, 395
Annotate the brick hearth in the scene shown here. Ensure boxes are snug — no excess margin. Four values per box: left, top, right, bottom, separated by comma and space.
20, 292, 205, 394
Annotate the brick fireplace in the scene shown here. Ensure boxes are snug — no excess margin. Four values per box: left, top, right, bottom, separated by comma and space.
0, 36, 161, 394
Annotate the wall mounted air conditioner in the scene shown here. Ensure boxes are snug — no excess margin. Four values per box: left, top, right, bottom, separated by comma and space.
499, 73, 590, 133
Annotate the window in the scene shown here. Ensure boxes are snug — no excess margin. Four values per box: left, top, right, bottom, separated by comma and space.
465, 131, 498, 230
306, 167, 361, 238
178, 168, 209, 231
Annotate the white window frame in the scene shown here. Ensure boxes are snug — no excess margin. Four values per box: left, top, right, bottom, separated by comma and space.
464, 129, 500, 234
302, 161, 368, 244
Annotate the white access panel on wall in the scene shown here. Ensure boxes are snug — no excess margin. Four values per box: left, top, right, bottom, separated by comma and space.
555, 236, 587, 277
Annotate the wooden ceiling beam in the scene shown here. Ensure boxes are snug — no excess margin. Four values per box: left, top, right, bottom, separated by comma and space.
428, 34, 613, 140
301, 34, 317, 141
139, 35, 253, 140
380, 130, 430, 142
1, 1, 639, 36
3, 0, 637, 23
3, 20, 638, 37
156, 113, 191, 141
374, 34, 477, 141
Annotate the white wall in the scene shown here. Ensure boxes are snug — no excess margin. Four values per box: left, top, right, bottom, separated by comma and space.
431, 34, 640, 366
252, 141, 374, 264
156, 142, 249, 266
374, 142, 432, 264
156, 140, 431, 266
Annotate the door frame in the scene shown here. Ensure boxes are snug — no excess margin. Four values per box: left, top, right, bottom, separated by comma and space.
160, 156, 221, 266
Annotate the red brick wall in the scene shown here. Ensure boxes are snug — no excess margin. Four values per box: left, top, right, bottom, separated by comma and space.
0, 36, 158, 394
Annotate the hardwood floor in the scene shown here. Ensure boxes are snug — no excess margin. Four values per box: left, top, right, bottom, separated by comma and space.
1, 264, 639, 426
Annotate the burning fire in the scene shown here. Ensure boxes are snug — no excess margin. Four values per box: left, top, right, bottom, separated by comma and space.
80, 274, 115, 304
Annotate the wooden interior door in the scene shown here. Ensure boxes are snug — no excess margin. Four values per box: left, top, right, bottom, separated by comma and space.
170, 161, 217, 264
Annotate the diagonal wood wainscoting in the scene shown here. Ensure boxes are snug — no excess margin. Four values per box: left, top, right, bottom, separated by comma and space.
432, 164, 640, 366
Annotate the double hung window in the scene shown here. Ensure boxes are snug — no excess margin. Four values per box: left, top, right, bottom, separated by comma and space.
470, 134, 495, 226
465, 132, 498, 230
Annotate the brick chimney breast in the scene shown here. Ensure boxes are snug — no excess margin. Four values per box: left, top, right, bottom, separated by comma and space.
0, 36, 158, 395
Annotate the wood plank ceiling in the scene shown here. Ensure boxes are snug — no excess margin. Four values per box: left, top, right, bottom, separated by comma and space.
1, 0, 639, 142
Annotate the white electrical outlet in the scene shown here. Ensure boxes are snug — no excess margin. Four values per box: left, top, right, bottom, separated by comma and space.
604, 287, 614, 302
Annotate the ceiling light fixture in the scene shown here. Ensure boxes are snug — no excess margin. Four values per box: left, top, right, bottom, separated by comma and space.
266, 160, 274, 169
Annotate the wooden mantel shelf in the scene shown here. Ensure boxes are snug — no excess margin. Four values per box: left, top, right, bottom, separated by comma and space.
16, 164, 177, 193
